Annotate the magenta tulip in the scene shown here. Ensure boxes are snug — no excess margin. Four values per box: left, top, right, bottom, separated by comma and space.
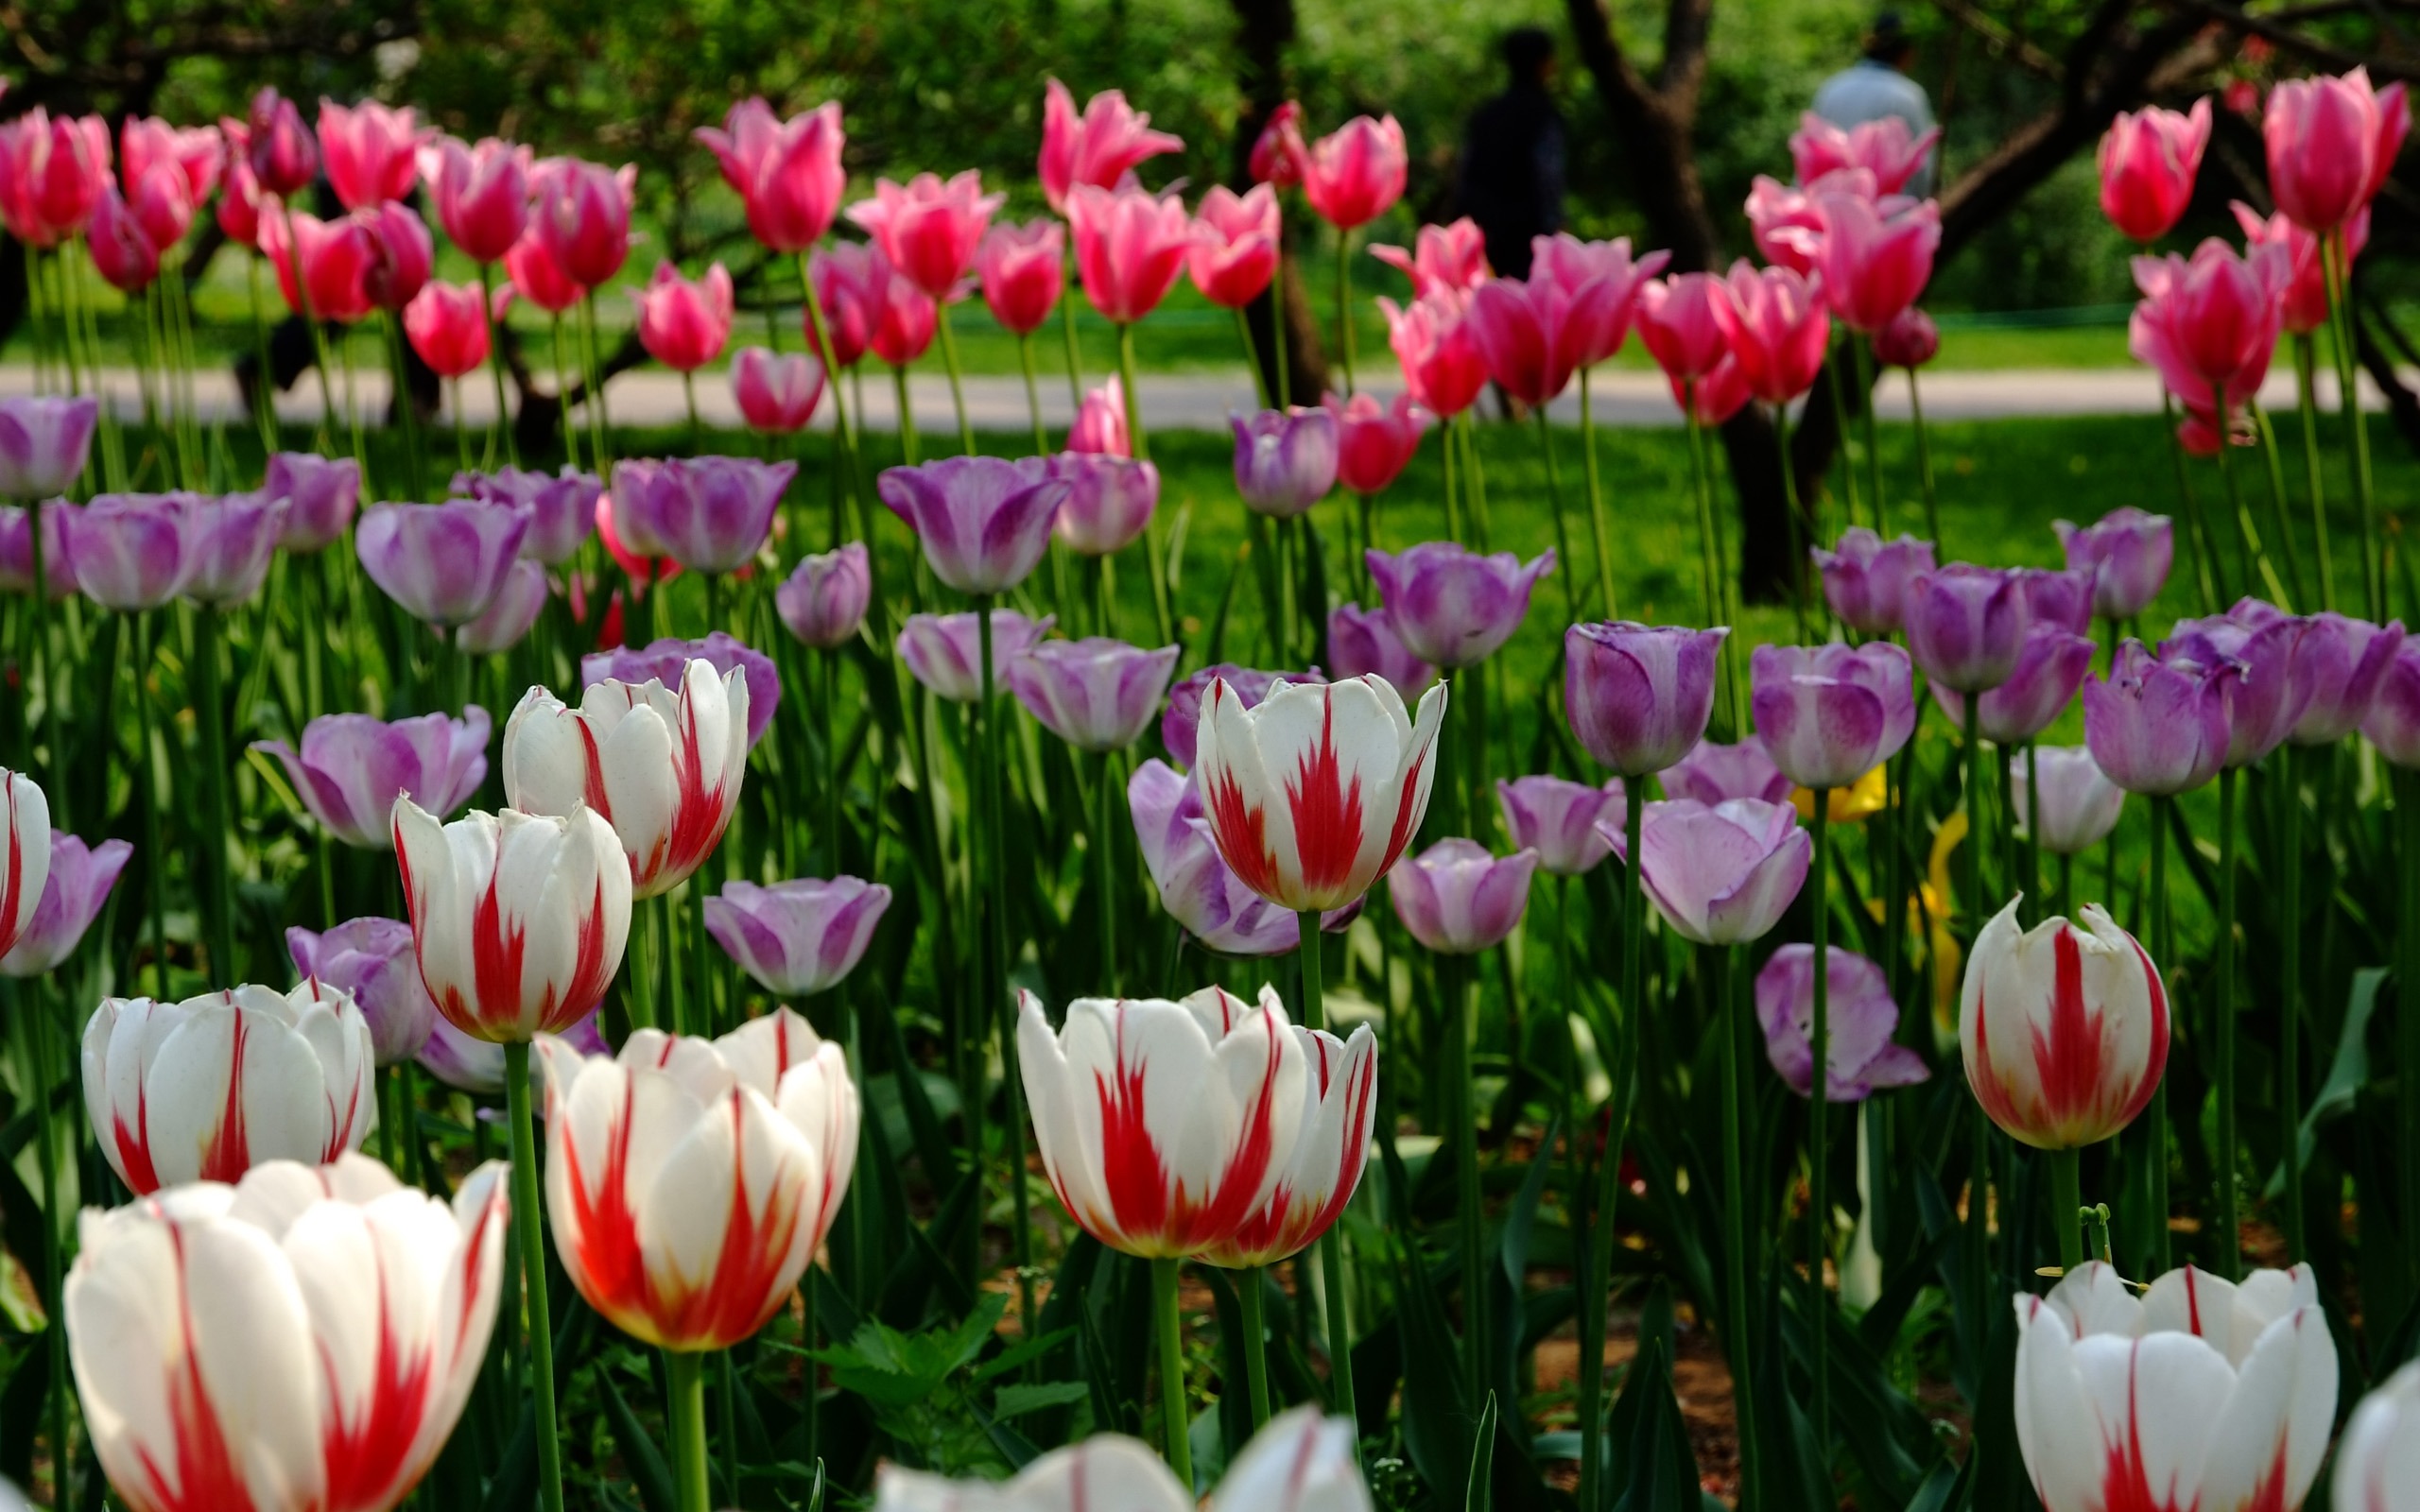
1812, 526, 1935, 635
1871, 306, 1940, 369
317, 98, 424, 211
1634, 799, 1811, 945
1529, 232, 1668, 367
261, 210, 377, 324
254, 708, 492, 850
0, 833, 131, 978
1038, 79, 1184, 215
1661, 738, 1791, 807
732, 347, 825, 435
2100, 101, 2212, 244
1932, 623, 2098, 744
1326, 605, 1435, 696
695, 98, 847, 254
1817, 192, 1941, 333
242, 87, 319, 198
977, 219, 1064, 335
357, 200, 435, 316
1467, 275, 1582, 406
1189, 186, 1280, 310
2263, 68, 2409, 235
1496, 775, 1626, 877
1249, 101, 1305, 188
1564, 622, 1728, 777
404, 281, 491, 379
1381, 291, 1490, 420
503, 225, 581, 315
1790, 111, 1938, 195
1725, 259, 1830, 404
1329, 392, 1430, 497
897, 610, 1054, 704
1756, 944, 1928, 1100
1635, 272, 1737, 385
0, 109, 110, 246
1049, 453, 1159, 557
1232, 407, 1340, 519
2083, 640, 2237, 795
878, 455, 1066, 594
428, 135, 530, 264
1067, 181, 1199, 325
804, 243, 880, 369
1746, 171, 1849, 276
1007, 637, 1183, 752
1905, 564, 2028, 693
776, 542, 872, 650
631, 261, 734, 372
1369, 541, 1554, 669
2235, 201, 2369, 336
1390, 838, 1539, 954
2129, 239, 2290, 413
354, 499, 531, 627
1300, 114, 1408, 230
87, 186, 160, 295
848, 170, 1002, 301
533, 157, 637, 290
1067, 381, 1131, 457
1371, 218, 1494, 300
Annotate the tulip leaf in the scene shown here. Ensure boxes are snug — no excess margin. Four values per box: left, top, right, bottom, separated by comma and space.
1463, 1389, 1499, 1512
2262, 967, 2384, 1199
597, 1365, 677, 1512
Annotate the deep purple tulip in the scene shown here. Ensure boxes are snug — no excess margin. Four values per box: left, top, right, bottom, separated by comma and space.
895, 610, 1053, 703
1810, 527, 1933, 635
184, 490, 290, 607
1661, 738, 1792, 806
2012, 747, 2126, 856
1162, 662, 1323, 768
1749, 641, 1916, 791
1326, 604, 1437, 696
2254, 606, 2405, 746
1564, 622, 1728, 777
418, 1006, 607, 1094
1050, 452, 1159, 556
2011, 566, 2097, 636
2054, 507, 2173, 621
583, 630, 781, 747
1128, 758, 1352, 955
2164, 601, 2312, 767
1754, 944, 1929, 1101
2083, 640, 2236, 795
1930, 623, 2096, 744
453, 465, 598, 565
1368, 541, 1555, 668
264, 452, 361, 552
1496, 775, 1625, 876
1905, 564, 2028, 693
355, 498, 530, 626
62, 493, 205, 610
0, 395, 99, 501
1231, 406, 1340, 518
2361, 640, 2420, 766
703, 877, 892, 997
0, 502, 75, 600
618, 455, 793, 576
775, 542, 873, 650
1634, 798, 1810, 945
878, 455, 1067, 594
286, 916, 439, 1065
0, 833, 131, 977
456, 558, 547, 654
1389, 838, 1539, 954
252, 707, 492, 849
1007, 637, 1182, 752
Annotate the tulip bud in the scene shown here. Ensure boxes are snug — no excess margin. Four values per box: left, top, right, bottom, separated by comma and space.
1067, 181, 1200, 325
776, 542, 873, 650
1725, 259, 1830, 404
1564, 622, 1728, 778
2262, 67, 2409, 236
264, 451, 361, 552
1811, 526, 1935, 635
1961, 899, 2168, 1149
61, 491, 205, 610
1381, 292, 1490, 420
1299, 114, 1408, 231
1930, 623, 2097, 745
1232, 407, 1340, 518
2098, 100, 2211, 243
1007, 636, 1183, 753
1633, 799, 1810, 946
1495, 775, 1625, 878
1870, 305, 1940, 369
898, 610, 1054, 704
631, 260, 735, 373
182, 490, 289, 608
1749, 641, 1917, 792
1328, 392, 1430, 497
2012, 747, 2126, 857
705, 878, 892, 998
1904, 563, 2028, 693
0, 395, 101, 502
1373, 218, 1494, 300
1368, 541, 1554, 669
430, 135, 532, 264
245, 87, 319, 198
977, 218, 1065, 335
1066, 381, 1132, 457
696, 98, 848, 254
1189, 186, 1280, 310
405, 280, 493, 378
1389, 837, 1539, 954
535, 157, 638, 290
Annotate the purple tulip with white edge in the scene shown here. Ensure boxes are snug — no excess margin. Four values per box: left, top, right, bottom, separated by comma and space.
2243, 605, 2405, 747
1326, 604, 1436, 696
1389, 838, 1540, 954
1633, 798, 1810, 945
1930, 623, 2098, 745
355, 498, 531, 626
456, 559, 547, 654
2164, 602, 2312, 768
0, 503, 75, 600
1162, 662, 1323, 769
1368, 541, 1555, 668
182, 491, 290, 607
1905, 563, 2029, 693
896, 610, 1054, 704
453, 465, 598, 565
703, 877, 893, 998
2362, 639, 2420, 767
1051, 452, 1159, 556
0, 395, 99, 501
264, 452, 361, 552
1564, 622, 1728, 777
286, 916, 441, 1065
1660, 738, 1791, 806
616, 455, 794, 576
1008, 637, 1183, 752
1496, 775, 1625, 877
62, 492, 204, 610
0, 833, 131, 977
1231, 406, 1340, 518
878, 455, 1067, 594
1754, 944, 1929, 1100
2013, 747, 2127, 856
1810, 527, 1933, 635
1129, 759, 1356, 956
584, 631, 781, 748
2083, 641, 2237, 795
776, 543, 873, 650
1749, 641, 1916, 792
2011, 566, 2097, 636
251, 708, 492, 850
2054, 506, 2173, 621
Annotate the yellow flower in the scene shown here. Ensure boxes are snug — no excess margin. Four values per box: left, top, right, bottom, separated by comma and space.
1791, 764, 1890, 824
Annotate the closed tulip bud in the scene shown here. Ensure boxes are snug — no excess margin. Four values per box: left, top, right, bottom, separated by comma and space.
1162, 663, 1324, 768
696, 98, 847, 254
87, 185, 161, 294
61, 491, 205, 610
216, 154, 265, 249
356, 199, 434, 314
1564, 622, 1728, 777
429, 135, 531, 263
1871, 305, 1940, 369
1931, 623, 2097, 745
1634, 798, 1810, 945
182, 490, 288, 607
879, 455, 1065, 594
1635, 272, 1737, 384
1905, 563, 2028, 693
1049, 452, 1158, 557
504, 225, 582, 314
2084, 640, 2237, 795
0, 774, 58, 965
318, 97, 424, 211
1369, 541, 1554, 669
1300, 114, 1408, 231
1008, 637, 1183, 752
1328, 391, 1430, 497
1189, 185, 1280, 310
456, 558, 547, 654
244, 87, 319, 198
847, 169, 1001, 301
1750, 641, 1917, 791
453, 464, 597, 564
977, 218, 1065, 335
2334, 1360, 2420, 1512
2263, 67, 2409, 236
66, 1154, 509, 1512
1067, 181, 1200, 325
356, 498, 531, 626
1233, 406, 1340, 518
0, 503, 73, 600
1249, 101, 1306, 188
1326, 604, 1436, 696
264, 451, 360, 552
2099, 100, 2211, 242
1811, 526, 1934, 635
1755, 944, 1928, 1100
1193, 1020, 1378, 1269
1725, 259, 1830, 404
82, 983, 378, 1193
1380, 291, 1490, 420
405, 280, 492, 378
2016, 1262, 2336, 1512
534, 157, 638, 290
897, 610, 1054, 704
1467, 274, 1583, 406
1127, 760, 1352, 957
1039, 78, 1184, 214
1495, 775, 1625, 877
582, 631, 780, 747
2164, 604, 2313, 767
287, 916, 441, 1065
1390, 838, 1539, 954
776, 542, 873, 649
704, 878, 891, 998
2012, 747, 2127, 857
623, 454, 793, 576
1530, 232, 1668, 366
0, 395, 100, 501
2276, 610, 2405, 745
1660, 738, 1792, 806
1372, 217, 1494, 299
1962, 899, 2168, 1148
2053, 506, 2172, 621
1791, 111, 1939, 194
631, 260, 735, 372
2129, 239, 2290, 414
548, 1011, 857, 1350
1817, 192, 1941, 333
1067, 380, 1131, 457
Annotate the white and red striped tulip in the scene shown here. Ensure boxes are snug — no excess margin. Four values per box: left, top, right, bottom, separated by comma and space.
1192, 672, 1447, 913
1960, 898, 2169, 1149
1016, 985, 1308, 1260
873, 1405, 1369, 1512
81, 983, 378, 1194
0, 768, 51, 962
1189, 1021, 1377, 1270
65, 1153, 509, 1512
391, 799, 632, 1042
544, 1009, 857, 1351
2015, 1261, 2337, 1512
2335, 1359, 2420, 1512
504, 658, 750, 898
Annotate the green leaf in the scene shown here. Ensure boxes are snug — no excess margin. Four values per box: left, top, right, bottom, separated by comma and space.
2263, 968, 2385, 1199
1463, 1390, 1499, 1512
992, 1381, 1093, 1419
597, 1366, 677, 1512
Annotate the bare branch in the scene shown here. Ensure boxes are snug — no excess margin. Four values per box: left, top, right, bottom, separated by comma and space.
1927, 0, 2062, 78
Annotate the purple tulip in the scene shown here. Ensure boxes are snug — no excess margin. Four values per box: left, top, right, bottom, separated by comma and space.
1495, 775, 1625, 876
1810, 527, 1933, 635
1749, 641, 1916, 791
607, 459, 675, 557
62, 493, 204, 610
285, 916, 439, 1065
0, 502, 75, 600
456, 559, 547, 654
1231, 406, 1340, 518
1564, 622, 1728, 778
355, 498, 530, 626
453, 465, 599, 565
877, 455, 1066, 594
1129, 759, 1351, 955
1929, 623, 2096, 744
2361, 640, 2420, 766
1905, 564, 2028, 693
703, 877, 893, 997
1050, 453, 1159, 556
0, 395, 99, 500
1326, 604, 1437, 696
264, 452, 361, 552
0, 833, 131, 977
618, 455, 793, 576
2083, 640, 2236, 795
1368, 541, 1555, 668
896, 610, 1053, 703
2054, 507, 2173, 621
2011, 566, 2097, 636
419, 1006, 607, 1094
1634, 798, 1810, 945
583, 631, 781, 747
1389, 838, 1539, 954
2257, 607, 2405, 746
2012, 747, 2126, 856
776, 542, 873, 650
1754, 944, 1929, 1101
2163, 601, 2312, 767
1162, 662, 1323, 768
184, 490, 290, 607
1664, 739, 1790, 807
252, 707, 492, 849
1007, 637, 1182, 752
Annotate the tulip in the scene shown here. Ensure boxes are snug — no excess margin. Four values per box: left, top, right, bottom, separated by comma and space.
2098, 100, 2211, 244
1961, 898, 2169, 1148
1661, 738, 1791, 806
2015, 1262, 2337, 1512
582, 631, 780, 748
457, 559, 547, 654
2053, 506, 2172, 621
696, 98, 847, 254
879, 455, 1066, 594
847, 170, 1002, 301
1932, 623, 2097, 745
1746, 171, 1846, 275
2129, 238, 2290, 413
429, 135, 531, 263
1326, 603, 1436, 696
1380, 291, 1490, 419
285, 916, 441, 1066
1188, 185, 1281, 309
2334, 1360, 2420, 1512
1635, 272, 1737, 384
2012, 747, 2127, 857
1249, 101, 1306, 187
237, 88, 318, 199
2083, 640, 2238, 795
2277, 610, 2406, 744
1904, 563, 2027, 692
873, 1405, 1368, 1512
216, 154, 265, 249
704, 877, 892, 998
803, 242, 894, 369
1668, 353, 1751, 425
261, 209, 377, 324
2165, 604, 2313, 767
82, 983, 378, 1194
0, 110, 110, 245
2238, 201, 2368, 337
1050, 452, 1159, 556
2263, 67, 2410, 235
1300, 114, 1407, 230
127, 134, 212, 245
1232, 406, 1340, 518
61, 492, 203, 610
619, 455, 793, 576
1039, 79, 1184, 213
254, 708, 491, 851
1564, 621, 1729, 777
977, 218, 1065, 335
1129, 760, 1348, 956
1368, 541, 1554, 669
2019, 563, 2100, 632
0, 395, 100, 500
777, 543, 872, 649
1008, 637, 1183, 752
357, 200, 435, 315
0, 504, 74, 601
1389, 838, 1538, 954
66, 1153, 509, 1512
1750, 641, 1917, 791
420, 1010, 607, 1096
317, 98, 424, 211
181, 490, 288, 608
1791, 111, 1939, 195
1162, 663, 1323, 769
2362, 640, 2420, 766
1723, 260, 1830, 404
1495, 775, 1625, 877
118, 149, 199, 251
356, 498, 530, 626
87, 185, 161, 294
1371, 217, 1495, 299
1328, 392, 1431, 497
631, 261, 735, 372
405, 280, 492, 378
1756, 945, 1928, 1100
0, 771, 48, 965
1818, 192, 1942, 333
1872, 306, 1940, 369
257, 452, 360, 554
1189, 1016, 1379, 1269
453, 464, 596, 565
1067, 181, 1199, 325
0, 831, 122, 978
534, 156, 638, 290
1464, 275, 1582, 405
1811, 527, 1934, 635
1634, 798, 1810, 945
504, 225, 583, 315
897, 610, 1054, 704
1067, 380, 1131, 456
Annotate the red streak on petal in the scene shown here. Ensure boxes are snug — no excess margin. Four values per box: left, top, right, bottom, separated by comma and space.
1285, 692, 1366, 901
1378, 747, 1427, 878
0, 782, 26, 959
320, 1246, 440, 1511
1086, 1003, 1291, 1255
198, 1011, 252, 1184
125, 1224, 261, 1512
1205, 769, 1282, 902
114, 1079, 163, 1195
469, 851, 531, 1036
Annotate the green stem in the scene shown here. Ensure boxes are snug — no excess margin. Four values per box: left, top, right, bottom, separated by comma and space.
1808, 797, 1832, 1461
1581, 369, 1615, 619
1058, 242, 1087, 411
1098, 750, 1118, 992
892, 365, 920, 466
1776, 402, 1807, 644
2162, 390, 2220, 613
1715, 943, 1756, 1508
1535, 410, 1578, 625
503, 1041, 567, 1512
2253, 405, 2308, 612
1296, 911, 1360, 1447
2150, 795, 2173, 1274
246, 252, 280, 454
1857, 338, 1883, 531
1237, 1267, 1273, 1428
2292, 335, 2335, 612
31, 996, 68, 1510
275, 200, 342, 456
2213, 388, 2290, 609
666, 1348, 709, 1512
2049, 1147, 2084, 1274
937, 312, 977, 455
550, 315, 579, 475
194, 608, 237, 978
684, 369, 702, 455
2216, 764, 2241, 1280
1018, 333, 1051, 456
2280, 745, 2307, 1262
2398, 766, 2420, 1295
2322, 232, 2379, 620
977, 602, 1037, 1338
1446, 954, 1485, 1411
479, 262, 517, 468
1116, 324, 1174, 647
1235, 305, 1272, 409
1824, 341, 1862, 529
579, 294, 613, 469
1333, 231, 1356, 395
1962, 695, 1992, 1317
1909, 365, 1940, 548
1271, 232, 1292, 412
134, 611, 166, 991
1150, 1256, 1196, 1489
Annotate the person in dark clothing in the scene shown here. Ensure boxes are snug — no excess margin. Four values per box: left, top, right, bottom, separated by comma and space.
1457, 26, 1567, 280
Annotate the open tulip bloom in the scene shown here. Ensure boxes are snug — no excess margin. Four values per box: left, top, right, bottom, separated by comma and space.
255, 707, 492, 850
1633, 798, 1810, 946
1755, 944, 1928, 1101
0, 769, 54, 963
874, 1405, 1369, 1512
1128, 759, 1355, 957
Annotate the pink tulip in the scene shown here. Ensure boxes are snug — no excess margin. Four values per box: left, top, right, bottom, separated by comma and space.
1673, 352, 1753, 425
1189, 184, 1280, 310
1038, 78, 1184, 214
733, 346, 825, 434
1380, 292, 1488, 418
405, 282, 492, 379
1790, 111, 1939, 195
1817, 192, 1941, 333
1299, 114, 1408, 231
120, 117, 223, 214
1467, 276, 1582, 406
1872, 306, 1941, 368
358, 200, 434, 315
867, 265, 939, 368
631, 261, 735, 372
2234, 200, 2369, 336
535, 157, 637, 290
1370, 218, 1492, 298
2263, 67, 2409, 235
1249, 101, 1306, 188
806, 243, 883, 368
2099, 100, 2211, 243
123, 161, 195, 251
86, 187, 159, 295
1724, 260, 1829, 404
1635, 273, 1737, 384
318, 98, 424, 211
503, 226, 583, 315
0, 109, 110, 247
1067, 182, 1198, 325
2176, 401, 2255, 457
429, 136, 531, 264
1067, 380, 1131, 457
215, 154, 264, 249
1328, 392, 1430, 495
261, 210, 376, 324
696, 98, 847, 254
2129, 237, 2291, 412
1746, 174, 1826, 276
977, 219, 1065, 335
1049, 452, 1158, 555
847, 170, 1002, 301
1529, 232, 1669, 368
242, 87, 319, 198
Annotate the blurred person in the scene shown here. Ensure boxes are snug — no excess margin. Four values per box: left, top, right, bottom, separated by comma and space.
1811, 9, 1938, 196
1457, 25, 1565, 281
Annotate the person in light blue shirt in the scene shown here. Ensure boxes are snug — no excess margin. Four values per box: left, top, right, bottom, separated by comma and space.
1811, 10, 1938, 196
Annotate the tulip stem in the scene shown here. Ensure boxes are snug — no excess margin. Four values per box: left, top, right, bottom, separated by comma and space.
2148, 795, 2173, 1274
479, 262, 517, 468
1018, 333, 1052, 455
1443, 951, 1487, 1414
1857, 338, 1884, 531
246, 252, 281, 454
2252, 405, 2309, 612
2279, 745, 2307, 1263
1774, 402, 1807, 644
2048, 1147, 2084, 1274
2291, 335, 2336, 612
1533, 409, 1579, 626
1808, 797, 1833, 1467
1961, 694, 1993, 1320
1824, 339, 1862, 530
1097, 750, 1118, 992
2399, 768, 2420, 1299
2215, 764, 2241, 1280
2211, 387, 2291, 610
1714, 942, 1757, 1511
1442, 409, 1461, 544
2321, 232, 2379, 620
1115, 322, 1150, 462
579, 295, 614, 470
936, 314, 977, 457
30, 994, 70, 1511
1238, 1267, 1273, 1428
451, 378, 473, 475
503, 1040, 568, 1512
892, 365, 920, 467
684, 369, 703, 455
550, 315, 579, 474
193, 607, 238, 978
1580, 368, 1616, 619
1236, 306, 1272, 410
132, 610, 168, 991
1333, 232, 1356, 396
666, 1348, 710, 1512
977, 600, 1038, 1338
1297, 910, 1361, 1454
2160, 390, 2221, 614
1150, 1256, 1196, 1490
1907, 364, 1940, 550
1582, 781, 1646, 1512
1058, 242, 1088, 411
